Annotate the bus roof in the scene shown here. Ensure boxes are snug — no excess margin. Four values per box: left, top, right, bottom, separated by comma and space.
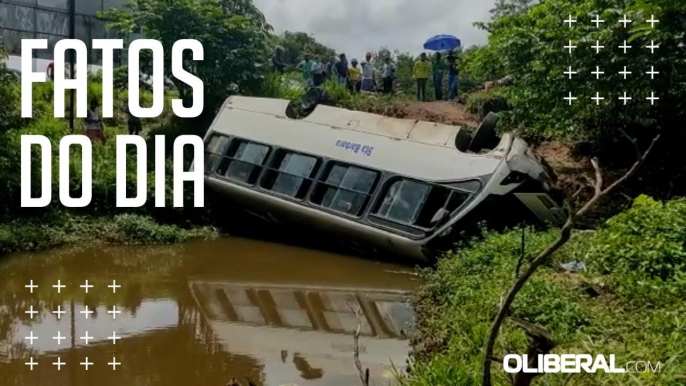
225, 96, 464, 148
209, 96, 504, 181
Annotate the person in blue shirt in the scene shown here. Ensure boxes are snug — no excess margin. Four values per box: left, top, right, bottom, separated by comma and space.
335, 53, 349, 84
272, 46, 287, 73
297, 55, 314, 86
446, 51, 459, 100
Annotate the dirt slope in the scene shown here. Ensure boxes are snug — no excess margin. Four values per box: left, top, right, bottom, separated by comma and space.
400, 101, 480, 128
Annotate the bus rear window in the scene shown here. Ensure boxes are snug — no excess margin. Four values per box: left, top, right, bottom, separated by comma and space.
204, 134, 230, 173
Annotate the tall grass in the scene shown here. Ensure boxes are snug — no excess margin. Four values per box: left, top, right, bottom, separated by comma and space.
259, 72, 305, 100
408, 195, 686, 385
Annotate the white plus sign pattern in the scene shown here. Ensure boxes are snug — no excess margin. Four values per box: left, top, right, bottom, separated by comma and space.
563, 13, 660, 107
20, 279, 124, 372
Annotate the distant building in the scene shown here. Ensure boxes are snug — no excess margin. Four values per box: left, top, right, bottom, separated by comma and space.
0, 0, 132, 72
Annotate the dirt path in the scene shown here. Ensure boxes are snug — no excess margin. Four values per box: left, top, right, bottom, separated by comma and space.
392, 100, 479, 128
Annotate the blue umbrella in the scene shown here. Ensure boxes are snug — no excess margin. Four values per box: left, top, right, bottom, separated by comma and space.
423, 35, 461, 51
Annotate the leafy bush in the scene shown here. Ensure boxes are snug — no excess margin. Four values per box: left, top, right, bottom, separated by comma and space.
0, 51, 213, 251
111, 214, 216, 244
460, 45, 507, 84
460, 0, 686, 197
472, 0, 686, 139
102, 0, 270, 119
465, 88, 511, 120
409, 196, 686, 385
259, 72, 305, 100
585, 195, 686, 308
589, 195, 686, 281
0, 214, 217, 256
271, 31, 336, 66
0, 47, 21, 133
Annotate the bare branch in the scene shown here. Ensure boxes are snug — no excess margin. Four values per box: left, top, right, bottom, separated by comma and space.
577, 134, 660, 218
488, 355, 504, 363
515, 228, 526, 278
481, 133, 660, 386
618, 128, 642, 159
348, 303, 369, 386
591, 157, 603, 197
571, 186, 584, 200
511, 318, 555, 386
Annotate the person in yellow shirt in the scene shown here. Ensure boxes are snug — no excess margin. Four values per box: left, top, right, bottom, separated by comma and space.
348, 58, 362, 92
413, 53, 431, 101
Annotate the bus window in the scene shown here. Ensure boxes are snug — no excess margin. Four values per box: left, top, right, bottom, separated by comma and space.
373, 179, 470, 229
216, 139, 270, 185
311, 164, 379, 216
261, 150, 320, 199
376, 180, 431, 225
204, 134, 230, 173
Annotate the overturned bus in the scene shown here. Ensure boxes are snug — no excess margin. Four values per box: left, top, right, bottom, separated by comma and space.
203, 96, 566, 262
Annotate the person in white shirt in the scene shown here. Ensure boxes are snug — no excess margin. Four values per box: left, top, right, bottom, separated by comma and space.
382, 57, 396, 94
311, 60, 325, 87
85, 98, 106, 144
360, 52, 375, 92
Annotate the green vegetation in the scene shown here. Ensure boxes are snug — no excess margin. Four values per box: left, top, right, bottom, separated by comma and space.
461, 0, 685, 139
0, 0, 345, 258
0, 45, 219, 257
2, 2, 685, 383
271, 31, 337, 67
0, 75, 219, 256
0, 214, 216, 256
102, 0, 271, 118
464, 88, 510, 120
408, 196, 686, 385
455, 0, 686, 197
408, 0, 686, 383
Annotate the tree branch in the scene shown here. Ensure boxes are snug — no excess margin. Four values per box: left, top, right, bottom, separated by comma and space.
515, 227, 526, 278
481, 133, 660, 386
618, 128, 642, 159
591, 158, 602, 197
348, 303, 369, 386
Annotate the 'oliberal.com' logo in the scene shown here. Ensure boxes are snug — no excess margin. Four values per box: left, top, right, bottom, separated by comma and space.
503, 354, 662, 374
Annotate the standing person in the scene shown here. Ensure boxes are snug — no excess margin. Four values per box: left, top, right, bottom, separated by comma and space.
382, 56, 396, 94
272, 46, 287, 73
348, 59, 362, 92
335, 53, 349, 85
85, 98, 106, 144
446, 51, 459, 100
433, 52, 446, 101
326, 56, 337, 82
360, 52, 375, 92
311, 59, 325, 87
46, 62, 55, 81
413, 53, 431, 101
297, 55, 314, 86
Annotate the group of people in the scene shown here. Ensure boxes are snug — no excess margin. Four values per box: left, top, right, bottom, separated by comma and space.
412, 51, 459, 102
289, 52, 396, 94
273, 46, 459, 101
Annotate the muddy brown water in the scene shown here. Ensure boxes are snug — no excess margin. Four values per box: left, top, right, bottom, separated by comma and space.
0, 237, 420, 386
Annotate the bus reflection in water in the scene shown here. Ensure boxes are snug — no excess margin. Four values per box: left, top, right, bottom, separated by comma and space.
190, 281, 415, 385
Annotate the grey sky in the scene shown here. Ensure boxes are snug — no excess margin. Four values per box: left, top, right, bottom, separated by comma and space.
253, 0, 495, 57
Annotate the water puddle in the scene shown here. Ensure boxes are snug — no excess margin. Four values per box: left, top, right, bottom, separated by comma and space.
0, 237, 420, 385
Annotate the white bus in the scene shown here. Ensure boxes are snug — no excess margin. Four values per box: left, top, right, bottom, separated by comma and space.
203, 96, 566, 261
